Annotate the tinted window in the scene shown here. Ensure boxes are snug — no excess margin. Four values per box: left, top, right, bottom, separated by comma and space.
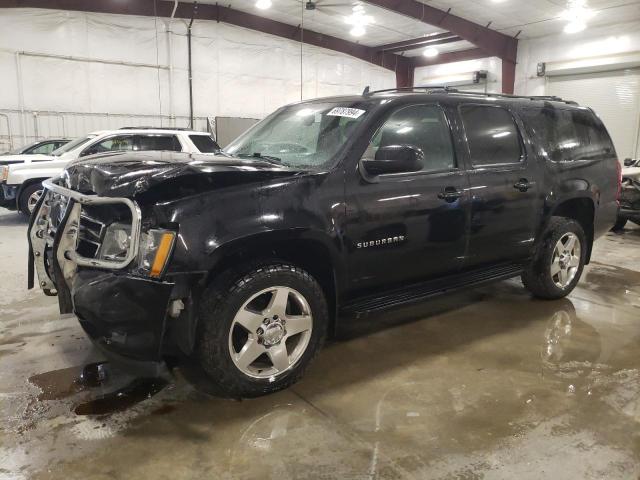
82, 135, 134, 156
521, 107, 614, 162
137, 135, 182, 152
460, 105, 522, 166
189, 135, 220, 153
364, 105, 455, 172
29, 142, 58, 155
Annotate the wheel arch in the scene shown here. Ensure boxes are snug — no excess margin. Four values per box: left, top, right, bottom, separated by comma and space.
546, 197, 595, 264
16, 177, 48, 211
204, 230, 343, 337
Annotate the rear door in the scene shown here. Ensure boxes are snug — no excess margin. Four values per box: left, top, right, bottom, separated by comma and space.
457, 103, 541, 266
344, 103, 470, 292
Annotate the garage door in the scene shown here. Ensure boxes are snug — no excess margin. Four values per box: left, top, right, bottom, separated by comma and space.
547, 69, 640, 160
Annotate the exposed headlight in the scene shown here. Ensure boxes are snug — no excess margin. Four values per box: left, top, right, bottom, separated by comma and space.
138, 229, 176, 278
0, 165, 8, 182
98, 223, 131, 261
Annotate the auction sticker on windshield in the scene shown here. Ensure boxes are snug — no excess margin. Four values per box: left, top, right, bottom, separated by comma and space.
327, 107, 366, 119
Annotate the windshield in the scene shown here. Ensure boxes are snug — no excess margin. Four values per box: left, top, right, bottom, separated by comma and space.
52, 135, 96, 156
225, 102, 370, 169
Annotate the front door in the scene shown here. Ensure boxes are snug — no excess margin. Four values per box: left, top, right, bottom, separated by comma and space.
456, 103, 541, 267
343, 103, 470, 294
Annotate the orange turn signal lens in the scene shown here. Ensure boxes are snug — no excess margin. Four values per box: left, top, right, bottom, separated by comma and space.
150, 232, 176, 278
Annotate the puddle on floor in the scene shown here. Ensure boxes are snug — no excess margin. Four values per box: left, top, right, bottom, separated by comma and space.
74, 377, 169, 416
28, 361, 170, 416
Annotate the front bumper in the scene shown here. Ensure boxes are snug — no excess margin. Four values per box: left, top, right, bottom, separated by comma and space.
0, 183, 16, 208
28, 178, 174, 362
74, 270, 174, 361
619, 207, 640, 222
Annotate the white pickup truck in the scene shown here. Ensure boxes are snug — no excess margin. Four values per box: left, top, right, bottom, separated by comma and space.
1, 128, 220, 214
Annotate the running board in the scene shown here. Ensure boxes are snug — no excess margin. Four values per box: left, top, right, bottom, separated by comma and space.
341, 263, 524, 316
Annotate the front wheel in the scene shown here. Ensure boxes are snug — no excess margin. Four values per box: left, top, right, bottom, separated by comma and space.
18, 182, 44, 216
522, 217, 587, 299
195, 262, 328, 398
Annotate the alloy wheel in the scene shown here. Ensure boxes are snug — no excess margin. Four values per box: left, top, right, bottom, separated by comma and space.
550, 232, 581, 289
228, 286, 313, 379
27, 189, 43, 213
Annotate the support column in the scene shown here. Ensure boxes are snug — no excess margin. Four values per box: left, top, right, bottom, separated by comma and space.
395, 57, 414, 89
502, 59, 516, 94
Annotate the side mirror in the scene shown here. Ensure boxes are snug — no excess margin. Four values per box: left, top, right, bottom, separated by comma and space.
362, 145, 424, 176
623, 158, 635, 167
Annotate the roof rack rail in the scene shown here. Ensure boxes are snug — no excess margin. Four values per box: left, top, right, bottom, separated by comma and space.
363, 86, 459, 96
118, 126, 197, 131
452, 90, 578, 105
362, 86, 578, 105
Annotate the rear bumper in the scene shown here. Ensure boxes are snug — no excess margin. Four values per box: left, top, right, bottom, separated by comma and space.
73, 270, 174, 361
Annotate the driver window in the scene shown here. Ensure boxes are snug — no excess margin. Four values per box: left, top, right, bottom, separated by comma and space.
363, 105, 456, 173
82, 135, 134, 156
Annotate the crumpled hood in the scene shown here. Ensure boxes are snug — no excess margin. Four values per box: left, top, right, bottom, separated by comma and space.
60, 150, 305, 197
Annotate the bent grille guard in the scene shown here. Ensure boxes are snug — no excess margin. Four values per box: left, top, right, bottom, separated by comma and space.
28, 178, 142, 309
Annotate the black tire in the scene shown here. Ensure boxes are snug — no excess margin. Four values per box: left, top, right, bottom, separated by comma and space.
18, 182, 43, 216
195, 262, 328, 398
522, 217, 587, 300
611, 217, 627, 232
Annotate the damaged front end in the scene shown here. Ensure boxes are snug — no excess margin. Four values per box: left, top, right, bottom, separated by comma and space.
28, 178, 180, 364
619, 165, 640, 224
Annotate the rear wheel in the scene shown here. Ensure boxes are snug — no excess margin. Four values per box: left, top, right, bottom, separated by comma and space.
522, 217, 586, 299
18, 182, 43, 216
195, 262, 328, 398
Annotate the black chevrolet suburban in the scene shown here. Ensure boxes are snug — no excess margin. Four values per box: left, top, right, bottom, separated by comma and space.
28, 88, 620, 397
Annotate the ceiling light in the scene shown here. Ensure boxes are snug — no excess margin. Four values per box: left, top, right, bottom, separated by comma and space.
423, 47, 439, 58
255, 0, 272, 10
560, 0, 594, 33
345, 5, 374, 38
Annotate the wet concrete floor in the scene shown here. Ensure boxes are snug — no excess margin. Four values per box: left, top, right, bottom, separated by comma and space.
1, 208, 639, 479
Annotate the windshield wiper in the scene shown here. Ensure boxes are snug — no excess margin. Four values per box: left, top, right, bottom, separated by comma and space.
237, 153, 283, 165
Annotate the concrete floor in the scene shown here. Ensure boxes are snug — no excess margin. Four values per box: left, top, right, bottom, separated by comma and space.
1, 208, 639, 480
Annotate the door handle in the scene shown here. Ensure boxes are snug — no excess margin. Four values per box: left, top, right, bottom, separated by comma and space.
513, 178, 531, 192
437, 187, 462, 203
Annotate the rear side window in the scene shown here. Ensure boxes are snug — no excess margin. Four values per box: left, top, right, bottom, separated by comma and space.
29, 142, 58, 154
82, 135, 134, 156
189, 135, 220, 153
460, 105, 523, 166
521, 107, 614, 162
364, 104, 456, 172
137, 135, 182, 152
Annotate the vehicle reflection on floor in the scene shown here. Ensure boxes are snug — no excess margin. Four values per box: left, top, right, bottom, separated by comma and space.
1, 223, 639, 479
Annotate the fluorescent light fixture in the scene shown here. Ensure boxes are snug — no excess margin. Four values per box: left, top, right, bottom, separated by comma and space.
423, 47, 439, 58
255, 0, 272, 10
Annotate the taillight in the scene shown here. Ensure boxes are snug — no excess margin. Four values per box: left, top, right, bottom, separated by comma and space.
615, 160, 622, 206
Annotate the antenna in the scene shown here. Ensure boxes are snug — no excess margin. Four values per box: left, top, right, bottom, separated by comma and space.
362, 86, 370, 96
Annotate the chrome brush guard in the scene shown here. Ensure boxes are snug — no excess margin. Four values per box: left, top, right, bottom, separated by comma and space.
29, 178, 142, 293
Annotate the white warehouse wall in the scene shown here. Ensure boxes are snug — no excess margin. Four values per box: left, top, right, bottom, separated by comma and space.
413, 57, 503, 93
0, 8, 394, 148
514, 20, 640, 96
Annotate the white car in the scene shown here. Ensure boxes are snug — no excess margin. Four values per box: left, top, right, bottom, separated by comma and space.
0, 128, 220, 214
